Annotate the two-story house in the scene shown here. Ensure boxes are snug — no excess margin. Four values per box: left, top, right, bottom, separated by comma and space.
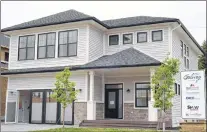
1, 9, 204, 128
0, 33, 10, 120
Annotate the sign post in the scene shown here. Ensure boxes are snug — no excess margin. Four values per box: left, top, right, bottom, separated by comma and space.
181, 70, 206, 120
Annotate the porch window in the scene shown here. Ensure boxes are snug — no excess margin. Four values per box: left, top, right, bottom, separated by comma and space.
135, 83, 151, 107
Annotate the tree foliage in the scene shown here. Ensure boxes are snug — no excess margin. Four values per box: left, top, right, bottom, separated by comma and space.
198, 40, 206, 70
151, 58, 180, 111
50, 67, 79, 127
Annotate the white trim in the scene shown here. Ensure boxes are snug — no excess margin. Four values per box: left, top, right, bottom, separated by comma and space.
105, 74, 150, 78
86, 25, 90, 62
85, 72, 89, 101
168, 26, 172, 58
55, 31, 59, 58
103, 34, 106, 55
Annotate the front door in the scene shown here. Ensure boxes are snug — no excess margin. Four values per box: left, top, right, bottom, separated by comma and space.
105, 89, 119, 118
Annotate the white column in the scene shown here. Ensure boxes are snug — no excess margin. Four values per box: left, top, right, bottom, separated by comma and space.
148, 68, 158, 121
87, 71, 96, 120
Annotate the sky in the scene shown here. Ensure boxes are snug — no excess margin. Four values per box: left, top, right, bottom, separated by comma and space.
1, 1, 206, 44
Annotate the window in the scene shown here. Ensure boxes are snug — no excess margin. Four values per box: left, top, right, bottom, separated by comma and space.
109, 35, 119, 45
137, 32, 147, 43
18, 35, 35, 60
184, 56, 186, 68
187, 59, 189, 69
152, 30, 163, 42
180, 41, 183, 57
135, 83, 150, 107
174, 83, 177, 95
178, 84, 180, 95
123, 33, 133, 44
187, 47, 189, 57
58, 30, 78, 57
5, 52, 9, 62
184, 44, 187, 55
38, 33, 56, 59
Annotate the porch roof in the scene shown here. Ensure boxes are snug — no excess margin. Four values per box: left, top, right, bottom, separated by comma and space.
1, 48, 161, 75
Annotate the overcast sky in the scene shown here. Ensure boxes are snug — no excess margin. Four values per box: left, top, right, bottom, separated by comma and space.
1, 1, 206, 44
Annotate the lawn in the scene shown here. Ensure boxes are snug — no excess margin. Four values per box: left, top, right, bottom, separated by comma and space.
32, 128, 159, 132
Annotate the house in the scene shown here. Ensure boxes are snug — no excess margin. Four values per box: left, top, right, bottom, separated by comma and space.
1, 9, 203, 128
0, 33, 10, 120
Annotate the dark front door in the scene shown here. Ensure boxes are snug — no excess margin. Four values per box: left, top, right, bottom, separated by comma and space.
105, 89, 119, 118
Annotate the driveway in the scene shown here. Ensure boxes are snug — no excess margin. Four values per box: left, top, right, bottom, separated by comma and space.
1, 123, 77, 132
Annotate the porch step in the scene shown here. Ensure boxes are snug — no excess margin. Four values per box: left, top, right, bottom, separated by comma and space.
79, 120, 159, 129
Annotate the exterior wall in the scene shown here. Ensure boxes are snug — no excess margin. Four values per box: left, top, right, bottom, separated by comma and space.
9, 24, 88, 69
104, 23, 171, 62
7, 72, 87, 102
96, 103, 104, 119
0, 76, 7, 116
88, 26, 104, 61
74, 102, 87, 125
171, 30, 200, 127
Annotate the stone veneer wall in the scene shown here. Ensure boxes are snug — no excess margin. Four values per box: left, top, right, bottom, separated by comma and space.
158, 109, 172, 127
96, 103, 104, 119
74, 102, 87, 125
124, 103, 148, 121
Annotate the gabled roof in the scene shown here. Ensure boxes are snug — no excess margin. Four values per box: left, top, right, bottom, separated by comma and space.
1, 48, 161, 75
75, 48, 161, 69
102, 16, 178, 28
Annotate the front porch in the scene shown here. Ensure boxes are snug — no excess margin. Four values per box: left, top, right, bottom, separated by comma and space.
86, 66, 159, 122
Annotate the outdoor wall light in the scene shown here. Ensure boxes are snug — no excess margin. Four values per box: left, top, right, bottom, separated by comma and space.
79, 89, 82, 92
126, 89, 130, 93
10, 91, 14, 95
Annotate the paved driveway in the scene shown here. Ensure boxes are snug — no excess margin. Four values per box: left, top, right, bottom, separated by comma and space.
1, 123, 76, 132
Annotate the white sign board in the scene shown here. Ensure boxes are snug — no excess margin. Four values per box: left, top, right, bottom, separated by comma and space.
181, 70, 206, 119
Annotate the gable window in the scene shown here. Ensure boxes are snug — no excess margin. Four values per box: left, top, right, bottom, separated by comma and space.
174, 83, 177, 95
109, 35, 119, 45
184, 44, 186, 55
186, 47, 189, 57
137, 32, 147, 43
18, 35, 35, 60
152, 30, 163, 42
58, 30, 78, 57
135, 83, 150, 107
5, 52, 9, 62
184, 56, 186, 68
123, 33, 133, 44
183, 43, 189, 69
178, 84, 180, 95
180, 41, 183, 57
186, 59, 189, 69
38, 33, 56, 59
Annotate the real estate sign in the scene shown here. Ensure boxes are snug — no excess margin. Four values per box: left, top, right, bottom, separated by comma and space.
181, 70, 206, 119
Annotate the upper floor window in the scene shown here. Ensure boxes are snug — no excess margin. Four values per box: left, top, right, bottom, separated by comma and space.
180, 41, 183, 57
183, 43, 189, 69
123, 33, 133, 44
58, 30, 78, 57
5, 52, 9, 62
38, 33, 56, 59
184, 44, 186, 55
186, 47, 189, 57
135, 82, 151, 107
109, 35, 119, 45
137, 32, 147, 43
152, 30, 163, 42
18, 35, 35, 60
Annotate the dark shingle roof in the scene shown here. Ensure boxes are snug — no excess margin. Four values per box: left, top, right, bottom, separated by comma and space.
102, 16, 178, 28
75, 48, 161, 69
0, 33, 10, 48
1, 9, 106, 32
1, 9, 178, 32
1, 48, 161, 75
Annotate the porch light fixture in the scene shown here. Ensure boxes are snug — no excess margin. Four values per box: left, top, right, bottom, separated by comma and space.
79, 89, 82, 92
126, 89, 130, 93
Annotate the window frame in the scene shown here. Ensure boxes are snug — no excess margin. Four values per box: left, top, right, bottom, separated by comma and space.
137, 32, 148, 43
58, 29, 78, 57
123, 33, 133, 44
109, 34, 119, 46
135, 82, 150, 108
18, 35, 35, 61
152, 30, 163, 42
37, 32, 56, 59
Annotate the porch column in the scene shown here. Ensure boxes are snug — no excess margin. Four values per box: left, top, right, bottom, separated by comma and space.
87, 71, 96, 120
148, 68, 158, 121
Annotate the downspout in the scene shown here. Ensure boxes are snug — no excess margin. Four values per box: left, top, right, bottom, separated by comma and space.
169, 23, 182, 58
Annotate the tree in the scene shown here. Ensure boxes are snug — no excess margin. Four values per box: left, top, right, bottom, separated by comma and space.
198, 40, 206, 70
50, 67, 79, 128
151, 57, 180, 131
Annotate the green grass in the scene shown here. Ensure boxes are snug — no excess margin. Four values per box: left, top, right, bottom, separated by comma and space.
32, 127, 158, 132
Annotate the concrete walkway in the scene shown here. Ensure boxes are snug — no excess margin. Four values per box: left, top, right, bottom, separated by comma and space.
1, 123, 76, 132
